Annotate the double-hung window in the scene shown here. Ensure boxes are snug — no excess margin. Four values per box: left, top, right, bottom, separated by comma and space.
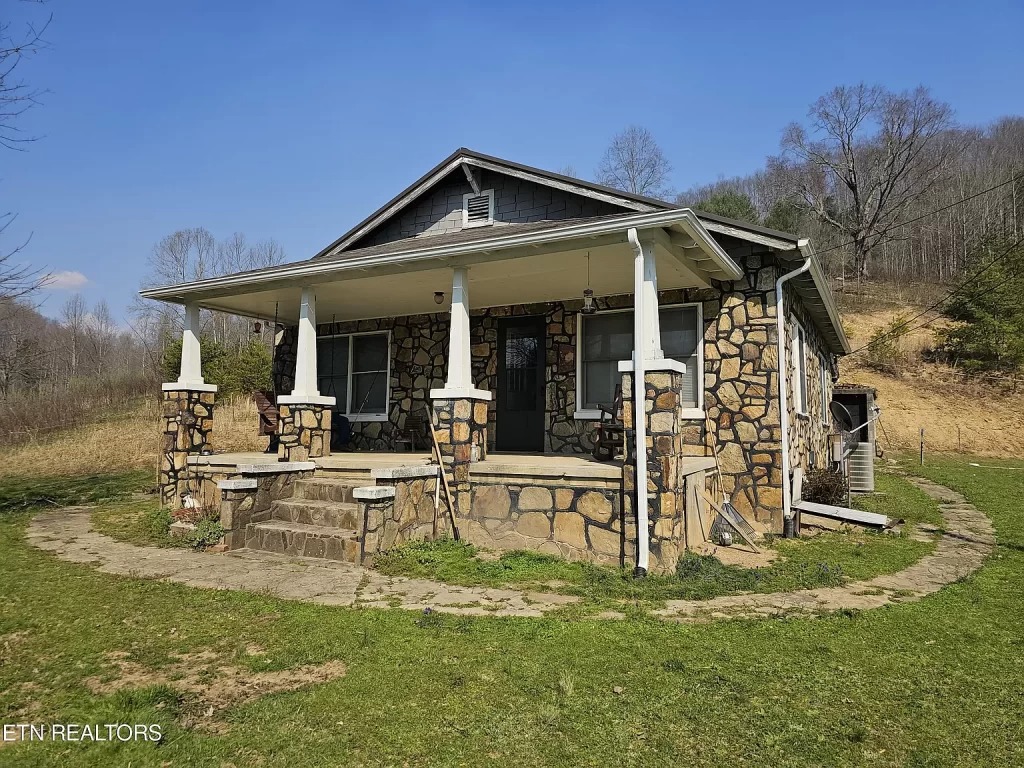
317, 332, 390, 419
819, 353, 830, 413
578, 305, 702, 412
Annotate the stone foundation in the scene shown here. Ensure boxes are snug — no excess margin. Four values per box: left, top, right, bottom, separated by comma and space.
277, 402, 331, 461
460, 477, 628, 566
358, 467, 443, 561
160, 387, 215, 507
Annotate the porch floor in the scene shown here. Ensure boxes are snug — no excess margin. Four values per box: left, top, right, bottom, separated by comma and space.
186, 451, 712, 481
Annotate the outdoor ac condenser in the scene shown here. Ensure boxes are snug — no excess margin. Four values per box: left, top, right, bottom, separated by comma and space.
832, 385, 878, 493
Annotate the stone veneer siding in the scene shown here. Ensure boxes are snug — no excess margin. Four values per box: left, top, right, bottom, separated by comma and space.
270, 244, 835, 531
159, 389, 215, 507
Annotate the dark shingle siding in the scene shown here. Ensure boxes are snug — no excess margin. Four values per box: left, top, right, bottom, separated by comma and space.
348, 169, 630, 250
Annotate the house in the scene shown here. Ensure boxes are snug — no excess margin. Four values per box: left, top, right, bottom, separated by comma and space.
142, 148, 849, 574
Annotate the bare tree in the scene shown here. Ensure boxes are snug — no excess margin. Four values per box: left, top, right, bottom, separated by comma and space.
60, 293, 87, 376
777, 84, 958, 278
0, 3, 51, 300
596, 126, 673, 199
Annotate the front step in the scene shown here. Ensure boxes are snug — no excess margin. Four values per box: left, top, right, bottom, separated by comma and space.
244, 519, 362, 562
272, 498, 361, 529
291, 477, 360, 503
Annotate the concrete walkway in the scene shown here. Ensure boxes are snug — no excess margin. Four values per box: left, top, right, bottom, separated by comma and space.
24, 476, 995, 621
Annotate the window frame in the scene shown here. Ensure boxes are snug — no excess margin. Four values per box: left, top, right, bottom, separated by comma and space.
819, 353, 830, 414
573, 302, 704, 420
462, 189, 495, 228
317, 330, 391, 422
791, 317, 809, 416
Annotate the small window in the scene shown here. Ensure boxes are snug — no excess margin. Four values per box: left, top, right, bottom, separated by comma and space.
462, 189, 494, 228
791, 320, 808, 414
819, 354, 830, 413
317, 331, 390, 419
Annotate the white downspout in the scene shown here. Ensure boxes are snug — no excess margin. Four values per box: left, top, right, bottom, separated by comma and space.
627, 227, 649, 576
776, 247, 813, 537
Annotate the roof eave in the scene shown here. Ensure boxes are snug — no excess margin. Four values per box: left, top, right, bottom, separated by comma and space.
796, 238, 852, 355
139, 208, 742, 304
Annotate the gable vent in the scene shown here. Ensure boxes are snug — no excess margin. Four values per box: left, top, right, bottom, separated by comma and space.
463, 189, 495, 228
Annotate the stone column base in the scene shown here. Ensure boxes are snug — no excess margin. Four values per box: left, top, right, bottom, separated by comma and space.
277, 400, 332, 461
431, 397, 488, 516
160, 386, 215, 507
620, 369, 694, 571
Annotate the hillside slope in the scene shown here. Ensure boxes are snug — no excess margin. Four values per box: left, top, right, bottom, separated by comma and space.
838, 302, 1024, 457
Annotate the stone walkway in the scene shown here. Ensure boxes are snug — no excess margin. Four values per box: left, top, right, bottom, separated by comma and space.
24, 476, 995, 622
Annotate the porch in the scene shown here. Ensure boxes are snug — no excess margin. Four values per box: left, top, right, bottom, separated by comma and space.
180, 448, 714, 570
148, 209, 744, 573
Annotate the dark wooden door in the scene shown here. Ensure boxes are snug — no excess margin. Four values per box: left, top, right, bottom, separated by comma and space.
496, 317, 545, 452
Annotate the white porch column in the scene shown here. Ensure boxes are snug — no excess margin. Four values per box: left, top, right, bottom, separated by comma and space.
278, 286, 335, 405
618, 233, 686, 376
429, 266, 491, 401
641, 238, 664, 361
162, 303, 216, 392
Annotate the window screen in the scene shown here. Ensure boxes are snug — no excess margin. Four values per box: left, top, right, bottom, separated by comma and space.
580, 307, 701, 410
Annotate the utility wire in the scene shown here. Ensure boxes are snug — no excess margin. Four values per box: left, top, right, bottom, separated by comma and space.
811, 170, 1024, 259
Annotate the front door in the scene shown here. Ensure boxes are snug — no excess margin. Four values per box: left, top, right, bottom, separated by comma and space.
496, 317, 545, 452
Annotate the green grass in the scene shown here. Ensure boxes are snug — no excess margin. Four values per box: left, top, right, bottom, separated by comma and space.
0, 459, 1020, 766
375, 472, 939, 604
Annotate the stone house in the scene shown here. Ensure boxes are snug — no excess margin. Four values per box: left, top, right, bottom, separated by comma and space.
143, 148, 849, 574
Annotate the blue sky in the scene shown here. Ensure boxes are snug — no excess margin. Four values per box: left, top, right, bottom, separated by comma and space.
7, 0, 1023, 321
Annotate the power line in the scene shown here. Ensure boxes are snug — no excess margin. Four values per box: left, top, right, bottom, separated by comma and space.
844, 233, 1024, 358
813, 170, 1024, 259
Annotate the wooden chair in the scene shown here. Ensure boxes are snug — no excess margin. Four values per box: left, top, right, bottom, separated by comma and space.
393, 408, 429, 452
253, 390, 279, 453
591, 387, 624, 461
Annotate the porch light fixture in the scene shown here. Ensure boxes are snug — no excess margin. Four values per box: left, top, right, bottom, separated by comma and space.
253, 320, 262, 334
434, 291, 445, 305
581, 253, 597, 314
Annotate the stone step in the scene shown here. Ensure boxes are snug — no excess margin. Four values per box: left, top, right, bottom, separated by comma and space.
291, 477, 361, 503
271, 498, 362, 530
244, 520, 362, 562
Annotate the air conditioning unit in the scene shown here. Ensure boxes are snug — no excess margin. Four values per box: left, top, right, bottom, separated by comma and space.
830, 385, 878, 493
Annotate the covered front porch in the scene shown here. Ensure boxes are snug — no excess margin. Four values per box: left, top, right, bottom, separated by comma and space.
145, 208, 741, 573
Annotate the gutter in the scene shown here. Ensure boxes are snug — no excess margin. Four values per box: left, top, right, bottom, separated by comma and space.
776, 248, 813, 538
796, 240, 852, 354
139, 209, 741, 303
627, 228, 650, 577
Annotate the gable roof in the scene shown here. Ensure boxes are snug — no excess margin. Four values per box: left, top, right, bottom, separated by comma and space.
316, 147, 667, 258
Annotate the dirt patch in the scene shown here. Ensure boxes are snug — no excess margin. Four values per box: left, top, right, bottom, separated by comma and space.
84, 650, 347, 726
839, 306, 1024, 457
690, 541, 779, 568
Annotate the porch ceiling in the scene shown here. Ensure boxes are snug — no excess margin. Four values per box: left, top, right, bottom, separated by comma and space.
140, 210, 742, 324
191, 241, 712, 323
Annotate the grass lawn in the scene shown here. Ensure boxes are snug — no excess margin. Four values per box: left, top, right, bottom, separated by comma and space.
0, 456, 1021, 766
374, 469, 938, 606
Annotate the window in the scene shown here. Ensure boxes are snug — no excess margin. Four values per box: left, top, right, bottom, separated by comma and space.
317, 332, 390, 419
819, 353, 830, 413
578, 305, 702, 411
792, 319, 808, 414
462, 189, 494, 228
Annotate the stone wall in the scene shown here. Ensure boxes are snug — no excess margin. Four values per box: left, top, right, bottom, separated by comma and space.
160, 388, 215, 507
461, 475, 627, 566
783, 281, 834, 475
359, 470, 443, 561
432, 397, 487, 516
